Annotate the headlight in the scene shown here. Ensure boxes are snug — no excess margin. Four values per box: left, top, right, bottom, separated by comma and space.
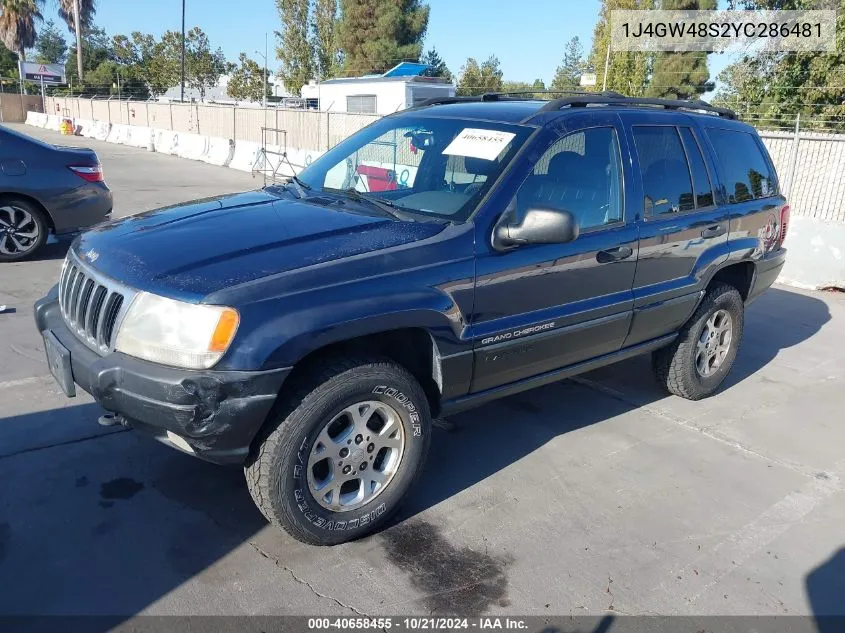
115, 292, 239, 369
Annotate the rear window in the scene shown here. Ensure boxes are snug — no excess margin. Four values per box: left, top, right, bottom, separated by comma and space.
706, 128, 777, 203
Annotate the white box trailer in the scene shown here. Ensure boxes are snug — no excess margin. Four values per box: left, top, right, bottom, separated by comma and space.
302, 63, 455, 115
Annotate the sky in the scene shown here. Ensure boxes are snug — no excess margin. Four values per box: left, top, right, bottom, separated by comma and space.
39, 0, 733, 91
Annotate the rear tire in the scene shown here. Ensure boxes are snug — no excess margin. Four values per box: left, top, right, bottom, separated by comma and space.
652, 282, 744, 400
245, 355, 431, 545
0, 198, 48, 262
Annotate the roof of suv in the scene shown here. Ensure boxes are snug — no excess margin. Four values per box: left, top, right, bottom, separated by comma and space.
406, 92, 737, 126
410, 100, 546, 123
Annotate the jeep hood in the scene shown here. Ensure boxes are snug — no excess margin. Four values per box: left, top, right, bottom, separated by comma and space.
71, 190, 445, 299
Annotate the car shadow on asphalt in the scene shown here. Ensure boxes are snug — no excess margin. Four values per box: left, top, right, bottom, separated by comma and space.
395, 287, 832, 523
30, 238, 72, 262
807, 547, 845, 628
0, 287, 832, 619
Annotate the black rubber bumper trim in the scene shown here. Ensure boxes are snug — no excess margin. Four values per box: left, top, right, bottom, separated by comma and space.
35, 290, 291, 465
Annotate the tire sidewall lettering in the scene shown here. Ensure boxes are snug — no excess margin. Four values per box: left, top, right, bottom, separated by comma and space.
372, 385, 422, 437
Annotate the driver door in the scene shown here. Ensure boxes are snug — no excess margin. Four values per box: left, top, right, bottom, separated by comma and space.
470, 116, 639, 393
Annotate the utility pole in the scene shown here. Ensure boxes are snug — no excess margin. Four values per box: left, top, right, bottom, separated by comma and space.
180, 0, 186, 102
264, 32, 268, 108
601, 41, 611, 92
256, 36, 268, 108
74, 0, 83, 81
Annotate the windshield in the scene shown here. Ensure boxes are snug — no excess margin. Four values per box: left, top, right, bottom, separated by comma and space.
296, 115, 534, 222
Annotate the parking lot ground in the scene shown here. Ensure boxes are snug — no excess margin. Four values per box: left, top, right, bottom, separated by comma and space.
2, 123, 845, 618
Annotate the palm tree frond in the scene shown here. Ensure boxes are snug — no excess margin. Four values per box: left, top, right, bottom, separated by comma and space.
56, 0, 95, 34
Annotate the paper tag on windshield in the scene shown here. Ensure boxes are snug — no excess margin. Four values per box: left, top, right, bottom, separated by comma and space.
443, 128, 516, 161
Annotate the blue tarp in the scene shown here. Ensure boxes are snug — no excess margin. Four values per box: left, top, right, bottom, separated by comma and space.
381, 62, 430, 77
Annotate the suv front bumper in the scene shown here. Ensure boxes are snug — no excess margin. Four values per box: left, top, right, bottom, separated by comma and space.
34, 286, 290, 464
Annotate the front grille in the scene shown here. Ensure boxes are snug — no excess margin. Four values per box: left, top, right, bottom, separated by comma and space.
58, 253, 133, 354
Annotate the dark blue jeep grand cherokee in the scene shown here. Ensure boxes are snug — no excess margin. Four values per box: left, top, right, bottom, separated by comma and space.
35, 94, 788, 544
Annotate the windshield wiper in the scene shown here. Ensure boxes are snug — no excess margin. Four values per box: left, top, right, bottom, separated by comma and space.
325, 188, 405, 220
280, 152, 311, 198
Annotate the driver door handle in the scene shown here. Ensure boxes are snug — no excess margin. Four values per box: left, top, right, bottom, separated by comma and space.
596, 246, 633, 263
701, 224, 727, 239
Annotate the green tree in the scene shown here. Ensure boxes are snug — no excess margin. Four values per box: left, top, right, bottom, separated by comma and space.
276, 0, 312, 94
420, 47, 452, 82
34, 18, 66, 63
0, 0, 42, 60
501, 78, 547, 98
337, 0, 429, 76
312, 0, 338, 79
185, 27, 228, 101
588, 0, 653, 96
0, 41, 18, 77
712, 54, 773, 119
456, 56, 502, 96
646, 0, 715, 100
135, 31, 181, 97
550, 36, 585, 91
227, 52, 272, 102
64, 26, 109, 85
719, 0, 845, 128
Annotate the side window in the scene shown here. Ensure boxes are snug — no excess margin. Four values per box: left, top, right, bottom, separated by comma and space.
706, 128, 777, 203
515, 127, 623, 231
633, 126, 695, 215
679, 128, 714, 208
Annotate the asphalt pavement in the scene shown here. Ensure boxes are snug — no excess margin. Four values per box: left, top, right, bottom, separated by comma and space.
1, 123, 845, 619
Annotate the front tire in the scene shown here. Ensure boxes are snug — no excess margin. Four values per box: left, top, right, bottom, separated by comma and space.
245, 356, 431, 545
652, 282, 745, 400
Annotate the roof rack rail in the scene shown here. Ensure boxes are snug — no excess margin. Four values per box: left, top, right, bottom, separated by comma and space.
413, 90, 597, 109
536, 93, 736, 119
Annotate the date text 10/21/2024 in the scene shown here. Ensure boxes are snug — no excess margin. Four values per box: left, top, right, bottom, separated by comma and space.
307, 617, 529, 630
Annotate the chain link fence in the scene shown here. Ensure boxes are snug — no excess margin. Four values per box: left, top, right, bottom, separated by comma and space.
755, 115, 845, 223
43, 96, 381, 153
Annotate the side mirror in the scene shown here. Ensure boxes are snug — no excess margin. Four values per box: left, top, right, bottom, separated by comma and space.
493, 207, 580, 250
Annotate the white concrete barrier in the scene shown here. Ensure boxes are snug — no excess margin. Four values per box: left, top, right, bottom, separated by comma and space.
176, 133, 209, 161
201, 137, 234, 167
106, 124, 128, 144
228, 141, 261, 172
90, 121, 111, 141
287, 147, 324, 172
25, 111, 47, 127
153, 129, 179, 155
778, 216, 845, 290
45, 115, 61, 131
74, 118, 94, 137
124, 126, 153, 150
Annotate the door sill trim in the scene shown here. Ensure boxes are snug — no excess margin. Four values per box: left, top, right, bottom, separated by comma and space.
439, 333, 677, 417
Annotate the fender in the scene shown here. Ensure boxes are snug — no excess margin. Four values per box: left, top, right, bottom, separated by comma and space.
224, 282, 472, 372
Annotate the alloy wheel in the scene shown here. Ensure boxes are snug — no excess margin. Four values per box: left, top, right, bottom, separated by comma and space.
306, 400, 405, 512
696, 309, 733, 378
0, 205, 41, 257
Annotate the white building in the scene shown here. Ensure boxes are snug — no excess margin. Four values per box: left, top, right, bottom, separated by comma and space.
301, 62, 455, 115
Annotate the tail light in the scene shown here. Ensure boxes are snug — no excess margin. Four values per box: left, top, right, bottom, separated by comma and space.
68, 164, 104, 183
777, 204, 791, 248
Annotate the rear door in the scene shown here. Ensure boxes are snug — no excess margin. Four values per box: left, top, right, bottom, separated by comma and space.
699, 123, 787, 274
620, 112, 730, 347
